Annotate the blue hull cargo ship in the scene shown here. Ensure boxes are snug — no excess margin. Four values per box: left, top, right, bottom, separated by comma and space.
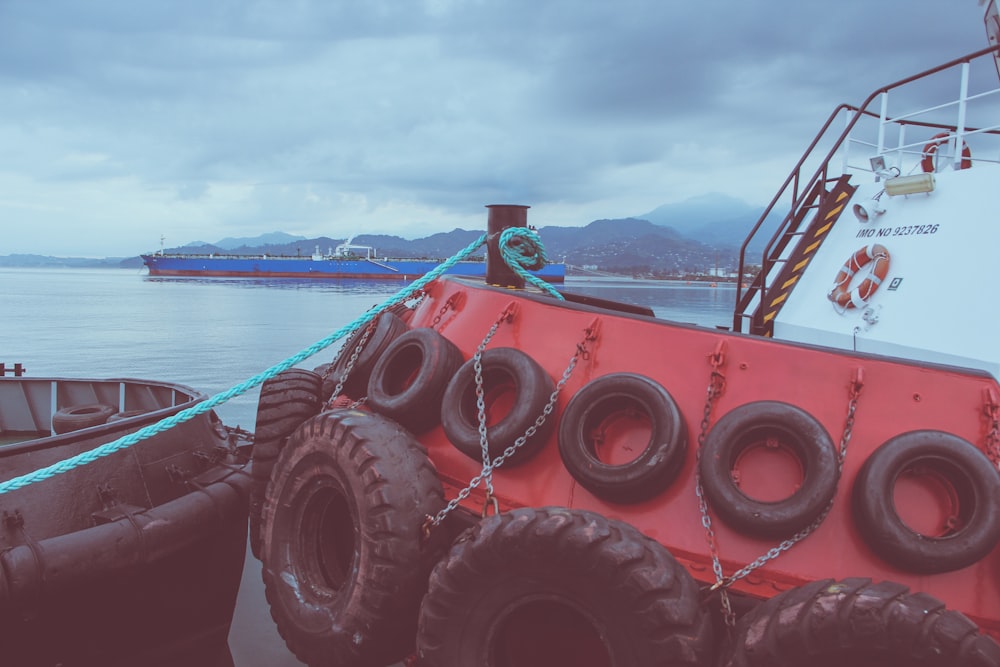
142, 239, 566, 283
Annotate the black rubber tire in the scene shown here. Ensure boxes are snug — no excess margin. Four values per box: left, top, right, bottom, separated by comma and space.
558, 373, 687, 504
720, 577, 1000, 667
698, 400, 839, 538
852, 430, 1000, 574
440, 347, 556, 465
106, 409, 149, 423
248, 368, 323, 559
366, 327, 465, 433
416, 506, 714, 667
324, 311, 408, 401
259, 409, 446, 667
312, 362, 334, 402
386, 299, 416, 324
51, 403, 116, 434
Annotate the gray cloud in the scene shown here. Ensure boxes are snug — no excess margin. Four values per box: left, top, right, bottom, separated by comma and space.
0, 0, 988, 256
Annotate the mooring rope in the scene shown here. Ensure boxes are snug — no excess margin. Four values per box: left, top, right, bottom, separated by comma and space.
0, 228, 559, 495
499, 227, 564, 300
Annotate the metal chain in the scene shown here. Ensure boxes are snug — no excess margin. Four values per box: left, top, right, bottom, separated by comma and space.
721, 370, 862, 586
984, 389, 1000, 467
696, 352, 864, 629
322, 320, 376, 410
407, 288, 427, 311
318, 286, 426, 410
473, 307, 514, 499
424, 316, 600, 531
430, 292, 460, 329
693, 341, 733, 624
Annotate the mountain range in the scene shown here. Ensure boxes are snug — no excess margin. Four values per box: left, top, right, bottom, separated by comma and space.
0, 193, 778, 276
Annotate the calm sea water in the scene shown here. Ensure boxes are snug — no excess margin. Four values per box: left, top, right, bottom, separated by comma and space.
0, 267, 736, 666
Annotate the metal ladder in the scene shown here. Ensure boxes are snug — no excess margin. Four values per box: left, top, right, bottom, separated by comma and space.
735, 175, 855, 336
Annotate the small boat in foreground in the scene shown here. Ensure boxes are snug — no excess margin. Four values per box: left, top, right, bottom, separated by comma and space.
0, 374, 251, 667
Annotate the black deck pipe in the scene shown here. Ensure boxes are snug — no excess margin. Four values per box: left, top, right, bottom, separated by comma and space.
485, 204, 529, 288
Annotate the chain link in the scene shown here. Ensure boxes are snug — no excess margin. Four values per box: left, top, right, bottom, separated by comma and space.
430, 292, 460, 329
321, 320, 376, 410
721, 373, 861, 584
984, 388, 1000, 467
424, 315, 600, 530
473, 308, 511, 498
318, 288, 426, 411
693, 341, 733, 624
695, 351, 864, 629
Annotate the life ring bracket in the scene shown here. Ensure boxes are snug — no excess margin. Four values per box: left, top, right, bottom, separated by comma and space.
828, 244, 890, 310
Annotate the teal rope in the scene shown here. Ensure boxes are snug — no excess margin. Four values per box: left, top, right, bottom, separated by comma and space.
0, 227, 564, 495
499, 227, 565, 300
0, 233, 487, 496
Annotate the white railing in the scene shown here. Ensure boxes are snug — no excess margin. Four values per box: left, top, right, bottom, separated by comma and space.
841, 55, 1000, 178
734, 45, 1000, 332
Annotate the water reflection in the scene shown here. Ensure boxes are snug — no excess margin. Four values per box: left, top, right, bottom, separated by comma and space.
145, 275, 408, 295
561, 277, 736, 329
143, 274, 738, 329
2, 268, 740, 667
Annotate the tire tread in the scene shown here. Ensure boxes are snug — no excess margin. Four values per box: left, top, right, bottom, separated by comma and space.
722, 578, 1000, 667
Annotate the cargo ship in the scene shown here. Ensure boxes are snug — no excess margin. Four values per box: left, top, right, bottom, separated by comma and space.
141, 238, 565, 283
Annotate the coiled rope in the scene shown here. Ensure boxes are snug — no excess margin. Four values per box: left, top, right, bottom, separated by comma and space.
499, 227, 563, 299
0, 228, 561, 495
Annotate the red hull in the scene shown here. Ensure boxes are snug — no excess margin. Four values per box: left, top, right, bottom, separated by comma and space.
409, 276, 1000, 636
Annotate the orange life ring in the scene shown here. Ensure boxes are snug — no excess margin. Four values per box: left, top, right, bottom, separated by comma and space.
828, 244, 890, 309
920, 132, 972, 172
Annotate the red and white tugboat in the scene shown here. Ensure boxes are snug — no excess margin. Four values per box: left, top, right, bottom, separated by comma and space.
253, 4, 1000, 666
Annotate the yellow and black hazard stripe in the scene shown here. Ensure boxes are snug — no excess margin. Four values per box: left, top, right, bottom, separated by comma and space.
757, 176, 857, 336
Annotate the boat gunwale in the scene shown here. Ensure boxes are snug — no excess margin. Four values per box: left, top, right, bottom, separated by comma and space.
440, 275, 997, 383
0, 376, 210, 458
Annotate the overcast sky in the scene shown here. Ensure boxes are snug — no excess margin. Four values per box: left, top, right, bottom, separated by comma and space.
0, 1, 991, 257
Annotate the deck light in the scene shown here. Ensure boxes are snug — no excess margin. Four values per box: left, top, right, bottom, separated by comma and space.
884, 173, 935, 196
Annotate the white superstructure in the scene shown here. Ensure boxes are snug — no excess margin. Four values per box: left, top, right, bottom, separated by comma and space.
735, 13, 1000, 380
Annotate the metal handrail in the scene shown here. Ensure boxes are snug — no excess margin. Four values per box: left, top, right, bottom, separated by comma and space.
733, 44, 1000, 332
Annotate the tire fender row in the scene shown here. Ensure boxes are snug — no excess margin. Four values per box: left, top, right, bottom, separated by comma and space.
307, 315, 1000, 576
252, 311, 1000, 667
